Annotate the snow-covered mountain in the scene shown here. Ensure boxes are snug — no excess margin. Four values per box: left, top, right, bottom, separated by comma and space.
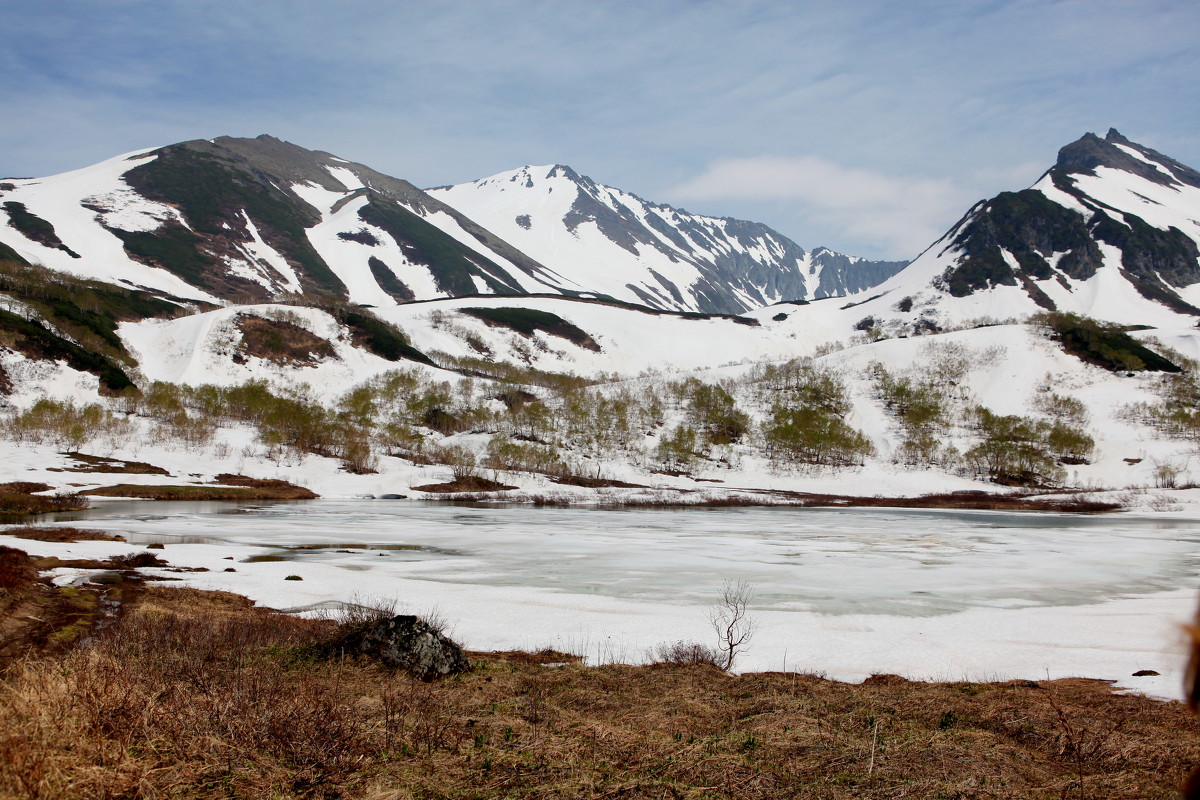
0, 137, 903, 314
4, 127, 1200, 407
429, 164, 907, 313
840, 129, 1200, 333
0, 135, 596, 307
5, 128, 1200, 517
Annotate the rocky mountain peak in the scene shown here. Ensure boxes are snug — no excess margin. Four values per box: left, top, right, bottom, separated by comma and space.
1055, 129, 1200, 190
546, 164, 582, 181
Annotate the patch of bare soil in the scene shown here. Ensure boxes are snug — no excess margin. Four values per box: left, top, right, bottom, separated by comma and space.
413, 475, 518, 493
50, 451, 170, 475
233, 314, 335, 366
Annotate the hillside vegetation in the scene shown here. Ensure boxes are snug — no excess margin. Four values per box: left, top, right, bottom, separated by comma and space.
3, 307, 1194, 495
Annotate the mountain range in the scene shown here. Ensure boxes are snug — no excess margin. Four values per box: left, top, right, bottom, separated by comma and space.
0, 135, 904, 316
0, 128, 1197, 397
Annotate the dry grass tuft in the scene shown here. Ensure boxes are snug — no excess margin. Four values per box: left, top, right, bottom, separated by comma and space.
413, 475, 518, 493
0, 488, 88, 519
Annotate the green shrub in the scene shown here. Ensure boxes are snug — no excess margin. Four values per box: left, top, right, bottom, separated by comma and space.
460, 307, 600, 352
654, 424, 700, 470
679, 378, 750, 446
484, 437, 564, 475
762, 404, 873, 467
1034, 311, 1180, 372
964, 408, 1065, 486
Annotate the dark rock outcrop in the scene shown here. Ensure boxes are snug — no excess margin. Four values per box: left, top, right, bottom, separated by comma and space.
333, 615, 470, 681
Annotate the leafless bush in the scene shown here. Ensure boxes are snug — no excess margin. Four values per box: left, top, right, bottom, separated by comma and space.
708, 580, 757, 671
329, 594, 400, 627
651, 640, 721, 667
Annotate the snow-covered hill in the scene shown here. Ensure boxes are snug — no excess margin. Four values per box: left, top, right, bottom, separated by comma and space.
430, 164, 907, 313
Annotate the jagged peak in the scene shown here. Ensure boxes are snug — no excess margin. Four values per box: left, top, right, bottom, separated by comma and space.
546, 164, 582, 181
1054, 129, 1200, 189
1105, 127, 1131, 145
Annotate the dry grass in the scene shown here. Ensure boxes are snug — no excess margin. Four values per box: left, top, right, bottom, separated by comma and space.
52, 452, 170, 475
233, 314, 336, 366
83, 477, 317, 500
588, 490, 1123, 513
0, 584, 1196, 799
3, 527, 125, 544
0, 483, 53, 495
0, 487, 88, 520
413, 475, 518, 493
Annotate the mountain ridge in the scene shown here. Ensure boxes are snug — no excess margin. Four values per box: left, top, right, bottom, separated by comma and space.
0, 137, 905, 316
429, 163, 908, 313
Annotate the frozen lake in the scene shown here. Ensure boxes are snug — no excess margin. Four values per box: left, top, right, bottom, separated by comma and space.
21, 500, 1200, 697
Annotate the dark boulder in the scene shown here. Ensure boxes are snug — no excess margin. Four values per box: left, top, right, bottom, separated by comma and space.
334, 615, 469, 681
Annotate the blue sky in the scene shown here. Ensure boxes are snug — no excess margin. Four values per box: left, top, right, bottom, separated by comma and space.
3, 0, 1198, 259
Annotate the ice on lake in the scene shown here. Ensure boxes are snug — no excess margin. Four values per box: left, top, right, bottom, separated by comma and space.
13, 500, 1200, 699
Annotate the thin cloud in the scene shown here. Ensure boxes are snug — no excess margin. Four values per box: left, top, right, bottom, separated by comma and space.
2, 0, 1199, 256
666, 156, 977, 259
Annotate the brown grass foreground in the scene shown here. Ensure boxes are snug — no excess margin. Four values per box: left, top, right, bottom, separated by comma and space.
1, 582, 1198, 799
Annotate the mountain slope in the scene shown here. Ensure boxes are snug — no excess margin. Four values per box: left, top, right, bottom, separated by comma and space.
429, 165, 906, 313
1, 138, 905, 315
0, 136, 568, 307
844, 129, 1200, 333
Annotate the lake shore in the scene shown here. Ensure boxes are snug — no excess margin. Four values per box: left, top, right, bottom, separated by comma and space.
1, 558, 1198, 800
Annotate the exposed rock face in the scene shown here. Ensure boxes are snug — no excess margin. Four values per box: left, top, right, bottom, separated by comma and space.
811, 248, 908, 297
935, 129, 1200, 315
336, 615, 470, 681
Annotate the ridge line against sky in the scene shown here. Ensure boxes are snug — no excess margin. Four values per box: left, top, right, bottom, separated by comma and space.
3, 0, 1198, 260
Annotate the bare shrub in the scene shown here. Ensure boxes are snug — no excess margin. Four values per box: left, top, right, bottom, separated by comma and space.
708, 580, 757, 671
1153, 459, 1182, 489
651, 640, 721, 667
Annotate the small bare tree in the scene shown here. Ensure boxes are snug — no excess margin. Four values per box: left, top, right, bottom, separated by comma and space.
708, 580, 757, 671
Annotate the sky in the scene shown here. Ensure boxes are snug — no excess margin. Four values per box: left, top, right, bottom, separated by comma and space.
3, 0, 1198, 260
